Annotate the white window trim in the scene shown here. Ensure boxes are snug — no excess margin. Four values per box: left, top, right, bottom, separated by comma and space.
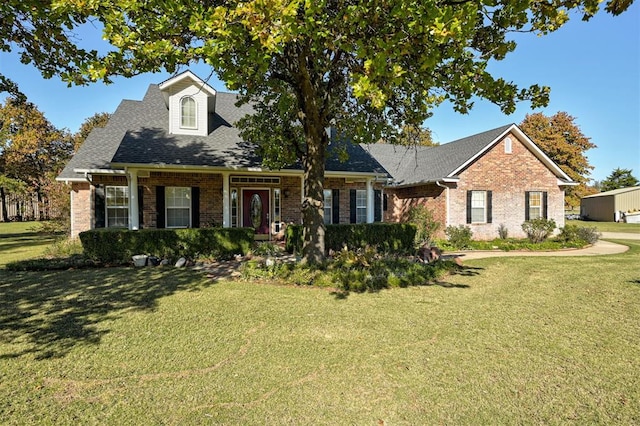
528, 191, 543, 220
504, 137, 512, 154
105, 185, 129, 228
356, 189, 367, 224
273, 189, 281, 232
323, 189, 333, 225
166, 186, 191, 228
471, 190, 487, 224
180, 96, 197, 129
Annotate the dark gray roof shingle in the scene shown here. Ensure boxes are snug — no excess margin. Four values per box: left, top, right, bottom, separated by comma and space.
59, 83, 387, 178
363, 124, 513, 185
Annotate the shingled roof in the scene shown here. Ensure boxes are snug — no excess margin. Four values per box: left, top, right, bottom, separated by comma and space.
361, 125, 514, 186
58, 83, 387, 181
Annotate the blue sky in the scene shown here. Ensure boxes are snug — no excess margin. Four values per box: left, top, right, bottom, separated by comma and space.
1, 4, 638, 183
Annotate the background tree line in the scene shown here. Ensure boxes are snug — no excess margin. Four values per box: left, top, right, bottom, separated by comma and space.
0, 97, 109, 224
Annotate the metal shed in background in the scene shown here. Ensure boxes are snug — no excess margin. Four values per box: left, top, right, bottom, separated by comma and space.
580, 186, 640, 222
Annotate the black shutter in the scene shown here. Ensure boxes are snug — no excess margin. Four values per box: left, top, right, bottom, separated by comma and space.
191, 187, 200, 228
94, 185, 105, 228
374, 190, 382, 222
156, 186, 165, 228
332, 189, 340, 225
525, 191, 530, 221
350, 189, 356, 223
542, 191, 548, 219
138, 186, 144, 228
486, 191, 492, 224
383, 194, 388, 212
466, 190, 472, 224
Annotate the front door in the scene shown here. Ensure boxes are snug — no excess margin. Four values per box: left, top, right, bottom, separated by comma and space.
242, 189, 270, 235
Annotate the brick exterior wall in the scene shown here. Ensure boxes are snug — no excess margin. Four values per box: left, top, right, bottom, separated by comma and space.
384, 184, 447, 237
450, 132, 565, 239
71, 133, 564, 242
70, 182, 91, 238
383, 132, 566, 240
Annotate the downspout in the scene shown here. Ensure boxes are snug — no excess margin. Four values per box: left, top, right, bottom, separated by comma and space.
435, 180, 449, 229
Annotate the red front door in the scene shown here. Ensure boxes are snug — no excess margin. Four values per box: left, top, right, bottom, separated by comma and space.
242, 189, 270, 235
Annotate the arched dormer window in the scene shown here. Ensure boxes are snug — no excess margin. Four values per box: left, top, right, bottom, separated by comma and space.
180, 96, 197, 129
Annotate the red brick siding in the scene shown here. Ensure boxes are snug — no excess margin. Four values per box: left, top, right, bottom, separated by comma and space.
70, 182, 91, 238
450, 133, 565, 239
384, 184, 447, 238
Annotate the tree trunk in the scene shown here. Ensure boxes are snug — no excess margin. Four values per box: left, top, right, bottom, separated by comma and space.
0, 187, 7, 222
301, 129, 327, 265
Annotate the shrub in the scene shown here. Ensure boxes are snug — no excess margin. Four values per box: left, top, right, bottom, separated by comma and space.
498, 223, 509, 240
79, 228, 254, 264
251, 241, 283, 257
521, 218, 556, 243
285, 223, 416, 255
557, 224, 600, 245
445, 225, 473, 249
408, 205, 441, 248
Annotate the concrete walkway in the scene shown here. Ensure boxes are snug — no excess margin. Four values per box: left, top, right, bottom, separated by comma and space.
448, 232, 639, 261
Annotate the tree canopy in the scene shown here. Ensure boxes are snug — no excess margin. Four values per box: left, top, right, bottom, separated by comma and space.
519, 111, 596, 208
0, 97, 74, 219
600, 168, 639, 192
3, 0, 633, 261
73, 112, 111, 150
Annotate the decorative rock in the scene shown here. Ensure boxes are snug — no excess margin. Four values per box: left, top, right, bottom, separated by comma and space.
175, 257, 187, 267
160, 259, 170, 266
265, 257, 275, 267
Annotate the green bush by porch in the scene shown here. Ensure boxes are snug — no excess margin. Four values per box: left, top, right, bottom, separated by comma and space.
285, 223, 417, 255
79, 228, 254, 264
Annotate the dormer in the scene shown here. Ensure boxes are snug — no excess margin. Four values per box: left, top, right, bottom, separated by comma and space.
158, 70, 217, 136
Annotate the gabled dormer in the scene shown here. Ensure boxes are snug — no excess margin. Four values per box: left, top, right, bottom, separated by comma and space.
158, 70, 217, 136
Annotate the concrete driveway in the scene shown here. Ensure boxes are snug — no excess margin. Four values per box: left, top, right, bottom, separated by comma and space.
449, 232, 638, 261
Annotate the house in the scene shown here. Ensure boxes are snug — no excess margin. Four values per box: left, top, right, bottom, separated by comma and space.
58, 70, 576, 241
581, 186, 640, 222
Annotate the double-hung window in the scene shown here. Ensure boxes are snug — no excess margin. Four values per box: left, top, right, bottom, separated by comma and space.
526, 191, 547, 220
166, 187, 191, 228
356, 190, 367, 224
180, 97, 196, 129
105, 186, 129, 228
471, 191, 486, 223
467, 190, 492, 224
323, 189, 333, 225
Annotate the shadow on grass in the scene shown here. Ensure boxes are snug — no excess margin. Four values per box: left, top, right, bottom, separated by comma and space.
0, 267, 211, 360
330, 264, 481, 299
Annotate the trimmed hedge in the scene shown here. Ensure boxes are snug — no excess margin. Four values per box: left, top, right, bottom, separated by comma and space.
79, 228, 254, 264
285, 223, 416, 255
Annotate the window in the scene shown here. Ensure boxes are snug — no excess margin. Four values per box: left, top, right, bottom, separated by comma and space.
527, 191, 543, 220
166, 187, 191, 228
356, 190, 367, 224
180, 97, 196, 128
105, 186, 129, 228
504, 137, 512, 154
471, 191, 486, 223
273, 189, 281, 232
323, 189, 333, 225
231, 189, 238, 227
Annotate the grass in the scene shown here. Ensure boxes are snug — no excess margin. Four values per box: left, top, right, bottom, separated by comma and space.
567, 219, 640, 234
1, 225, 639, 423
0, 221, 59, 267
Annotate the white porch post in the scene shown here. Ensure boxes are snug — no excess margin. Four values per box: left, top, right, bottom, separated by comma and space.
222, 172, 230, 228
366, 178, 374, 223
128, 169, 139, 230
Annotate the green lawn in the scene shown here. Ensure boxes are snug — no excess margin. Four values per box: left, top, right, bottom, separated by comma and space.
0, 221, 58, 267
567, 219, 640, 234
1, 230, 639, 423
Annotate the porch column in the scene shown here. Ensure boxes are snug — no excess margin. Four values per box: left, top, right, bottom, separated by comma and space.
222, 172, 230, 228
366, 178, 374, 223
128, 169, 139, 230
